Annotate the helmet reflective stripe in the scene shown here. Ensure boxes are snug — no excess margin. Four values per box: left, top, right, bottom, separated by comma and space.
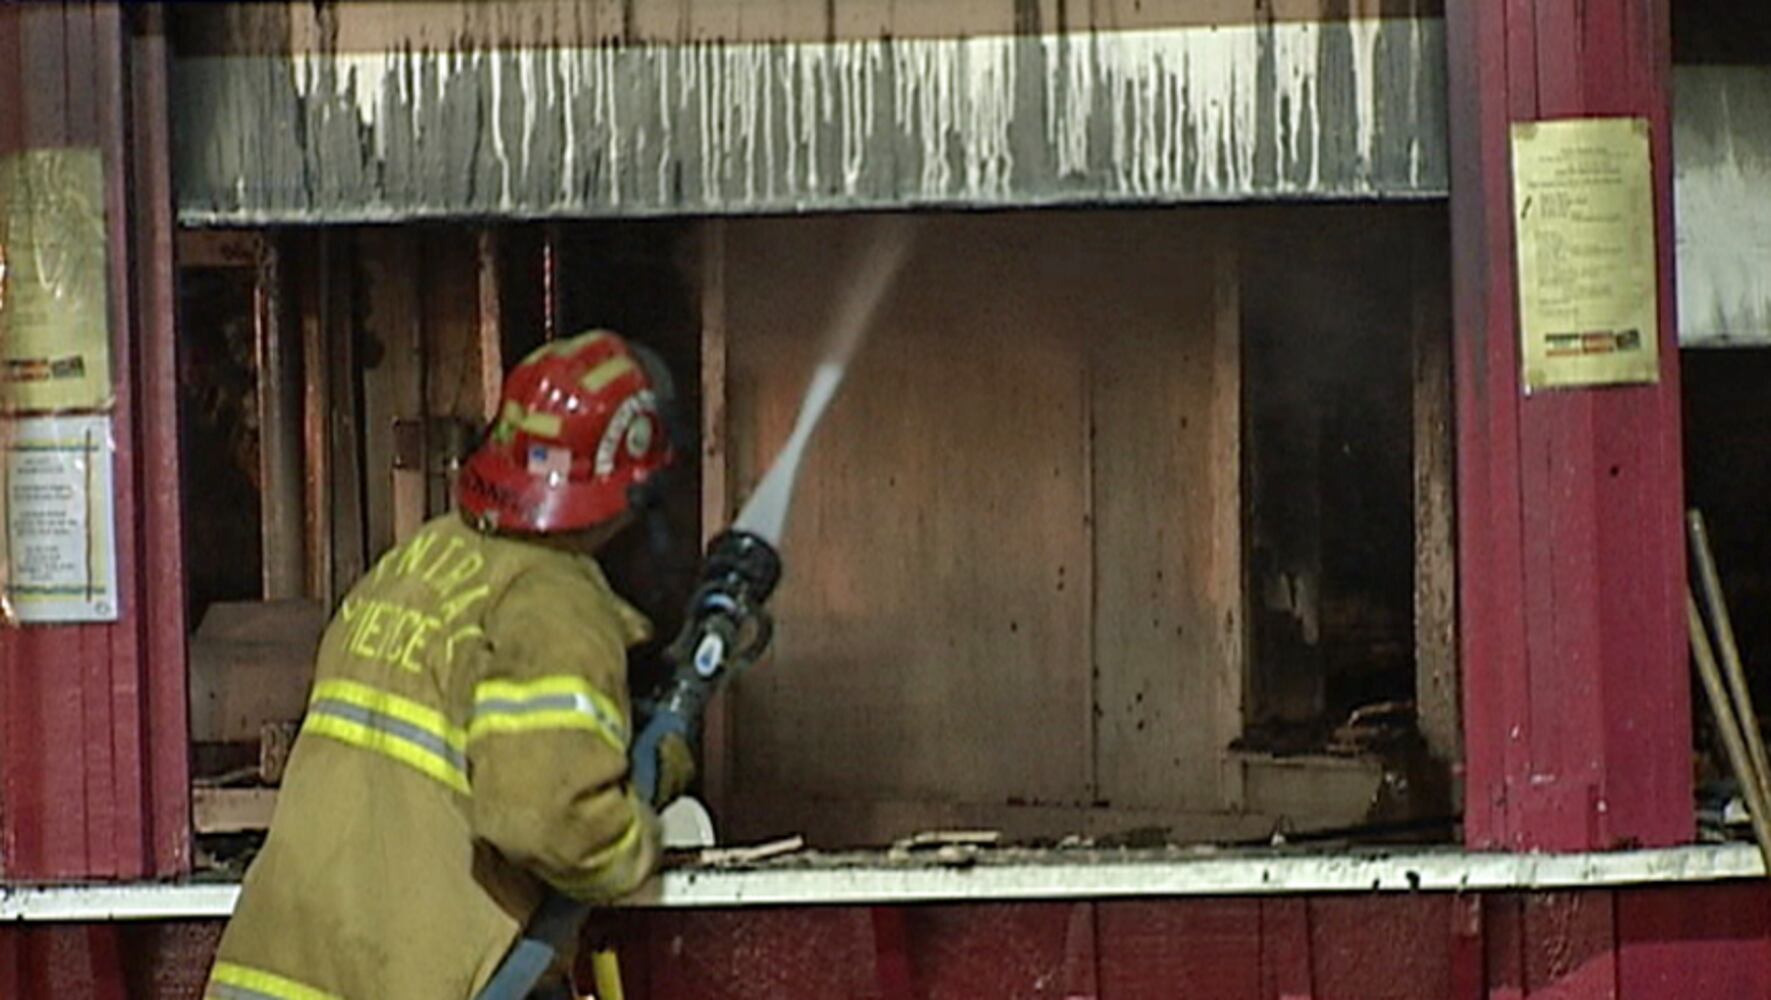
595, 391, 657, 478
579, 354, 638, 393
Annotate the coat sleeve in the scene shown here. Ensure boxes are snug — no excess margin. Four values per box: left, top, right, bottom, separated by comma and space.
467, 565, 661, 902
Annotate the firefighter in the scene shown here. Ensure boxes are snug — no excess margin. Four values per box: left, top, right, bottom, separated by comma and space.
206, 330, 695, 1000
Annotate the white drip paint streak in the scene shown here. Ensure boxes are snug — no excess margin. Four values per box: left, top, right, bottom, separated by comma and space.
1045, 32, 1096, 180
892, 36, 1016, 199
488, 50, 512, 208
558, 44, 577, 203
894, 40, 951, 194
1408, 15, 1424, 185
655, 45, 673, 201
519, 48, 539, 182
963, 37, 1016, 197
255, 19, 1439, 215
409, 46, 425, 151
1347, 18, 1382, 187
1053, 23, 1358, 196
1271, 20, 1321, 191
600, 44, 619, 206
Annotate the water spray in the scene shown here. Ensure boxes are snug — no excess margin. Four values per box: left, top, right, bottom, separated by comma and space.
632, 214, 915, 793
476, 216, 917, 1000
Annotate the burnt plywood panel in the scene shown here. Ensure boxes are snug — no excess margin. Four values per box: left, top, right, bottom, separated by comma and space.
169, 6, 1448, 222
724, 211, 1244, 842
1091, 230, 1241, 813
725, 214, 1093, 829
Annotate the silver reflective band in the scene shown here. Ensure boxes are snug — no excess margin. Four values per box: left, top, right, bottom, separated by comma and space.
474, 693, 627, 743
310, 698, 470, 773
208, 985, 280, 1000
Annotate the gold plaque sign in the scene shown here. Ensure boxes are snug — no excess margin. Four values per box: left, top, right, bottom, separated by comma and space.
0, 148, 114, 413
1510, 117, 1660, 391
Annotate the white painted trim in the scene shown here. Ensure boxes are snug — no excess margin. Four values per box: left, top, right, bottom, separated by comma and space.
0, 882, 242, 923
1, 844, 1763, 922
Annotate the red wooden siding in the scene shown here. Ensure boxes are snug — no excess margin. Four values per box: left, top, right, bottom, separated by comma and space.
0, 3, 189, 880
3, 887, 1769, 999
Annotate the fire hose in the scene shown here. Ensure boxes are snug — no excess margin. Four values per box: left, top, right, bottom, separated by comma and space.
473, 529, 782, 1000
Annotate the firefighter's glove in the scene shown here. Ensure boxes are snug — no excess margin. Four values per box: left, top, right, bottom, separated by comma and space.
653, 731, 697, 808
630, 710, 697, 808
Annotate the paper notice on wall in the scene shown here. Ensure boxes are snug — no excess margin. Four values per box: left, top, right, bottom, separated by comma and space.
0, 148, 114, 413
1510, 117, 1661, 391
2, 414, 119, 623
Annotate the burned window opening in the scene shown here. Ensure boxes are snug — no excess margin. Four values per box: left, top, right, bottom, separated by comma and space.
181, 206, 1457, 863
178, 265, 263, 623
1241, 206, 1427, 759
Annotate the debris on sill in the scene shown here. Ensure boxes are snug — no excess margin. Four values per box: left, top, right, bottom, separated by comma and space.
655, 835, 1466, 876
892, 830, 1002, 851
1231, 700, 1422, 759
1328, 700, 1420, 755
697, 836, 807, 867
656, 812, 1471, 875
1698, 779, 1755, 844
195, 834, 261, 882
883, 830, 1002, 867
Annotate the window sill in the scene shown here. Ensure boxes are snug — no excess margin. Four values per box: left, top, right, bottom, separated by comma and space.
0, 842, 1761, 921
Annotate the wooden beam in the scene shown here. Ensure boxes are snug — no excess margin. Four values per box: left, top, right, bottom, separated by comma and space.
323, 231, 366, 601
257, 235, 306, 599
358, 229, 426, 552
477, 228, 504, 424
1448, 0, 1689, 850
299, 230, 334, 603
1210, 247, 1246, 809
1412, 234, 1458, 764
120, 3, 192, 876
698, 219, 733, 821
421, 228, 488, 514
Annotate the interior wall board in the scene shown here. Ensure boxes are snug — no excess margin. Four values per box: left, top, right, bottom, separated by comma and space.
723, 210, 1244, 843
727, 213, 1094, 826
1091, 230, 1240, 813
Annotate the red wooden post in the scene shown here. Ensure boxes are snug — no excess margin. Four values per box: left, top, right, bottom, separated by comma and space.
0, 2, 189, 880
1447, 0, 1691, 852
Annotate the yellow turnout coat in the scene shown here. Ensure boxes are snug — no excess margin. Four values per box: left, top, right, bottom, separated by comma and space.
206, 513, 660, 1000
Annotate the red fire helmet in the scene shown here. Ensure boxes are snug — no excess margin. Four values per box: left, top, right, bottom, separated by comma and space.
457, 330, 674, 534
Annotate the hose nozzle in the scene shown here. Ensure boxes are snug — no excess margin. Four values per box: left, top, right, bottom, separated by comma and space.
636, 531, 783, 787
666, 530, 781, 682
